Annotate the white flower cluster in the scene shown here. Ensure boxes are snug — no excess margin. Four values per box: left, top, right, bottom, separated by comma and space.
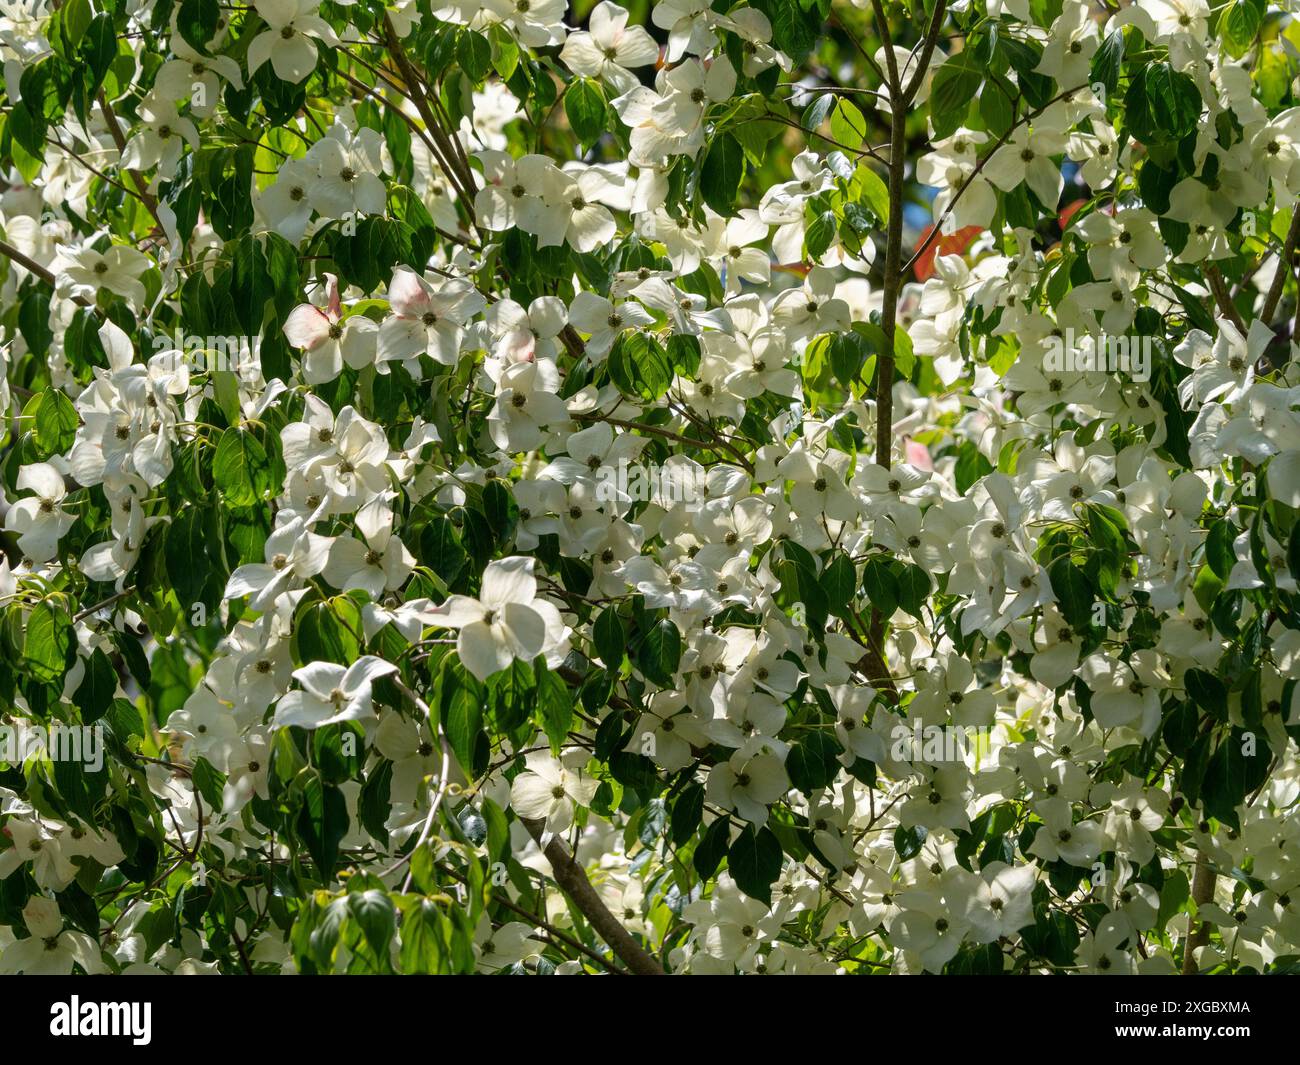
0, 0, 1297, 977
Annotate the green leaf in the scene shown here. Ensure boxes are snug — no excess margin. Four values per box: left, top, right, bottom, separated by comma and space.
608, 332, 672, 401
804, 210, 837, 262
457, 30, 493, 81
165, 507, 214, 603
487, 659, 534, 734
727, 824, 783, 905
1087, 506, 1126, 598
398, 897, 450, 973
73, 649, 117, 724
51, 0, 92, 59
349, 890, 397, 961
1162, 700, 1199, 756
850, 164, 890, 225
1048, 557, 1093, 630
481, 796, 511, 864
666, 333, 700, 376
1000, 38, 1053, 109
1126, 63, 1202, 143
775, 556, 829, 631
297, 776, 348, 883
26, 387, 78, 456
693, 817, 731, 881
751, 0, 820, 61
213, 427, 267, 507
177, 0, 219, 54
862, 556, 899, 619
1138, 159, 1177, 216
19, 291, 53, 359
828, 329, 869, 388
979, 80, 1015, 137
564, 78, 607, 146
787, 732, 842, 794
1157, 869, 1190, 932
1090, 30, 1124, 94
894, 563, 931, 619
293, 598, 361, 666
328, 217, 423, 294
23, 601, 73, 682
490, 26, 520, 80
930, 55, 982, 138
954, 443, 993, 494
80, 13, 116, 94
1020, 893, 1080, 965
230, 232, 299, 332
1184, 668, 1227, 720
1201, 729, 1270, 830
894, 824, 927, 860
699, 132, 745, 216
671, 783, 705, 846
481, 479, 518, 551
638, 619, 682, 686
1218, 0, 1263, 57
802, 93, 834, 133
1206, 520, 1235, 580
420, 520, 468, 587
358, 759, 393, 845
536, 664, 573, 753
440, 661, 487, 777
820, 554, 856, 610
830, 98, 867, 147
593, 606, 625, 669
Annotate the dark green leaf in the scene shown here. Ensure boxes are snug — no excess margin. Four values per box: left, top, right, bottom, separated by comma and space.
727, 824, 782, 905
297, 777, 349, 882
787, 732, 842, 794
699, 133, 745, 216
564, 77, 607, 146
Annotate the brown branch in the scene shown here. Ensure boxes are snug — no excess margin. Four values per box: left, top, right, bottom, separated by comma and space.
0, 237, 58, 287
873, 101, 905, 471
903, 0, 948, 107
573, 409, 728, 458
1205, 265, 1247, 333
869, 0, 902, 94
1181, 850, 1216, 975
381, 15, 479, 219
848, 608, 900, 702
0, 238, 96, 309
335, 67, 442, 162
1260, 209, 1300, 324
859, 0, 949, 695
74, 586, 136, 621
521, 818, 666, 974
96, 90, 164, 233
434, 859, 628, 975
230, 927, 255, 974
